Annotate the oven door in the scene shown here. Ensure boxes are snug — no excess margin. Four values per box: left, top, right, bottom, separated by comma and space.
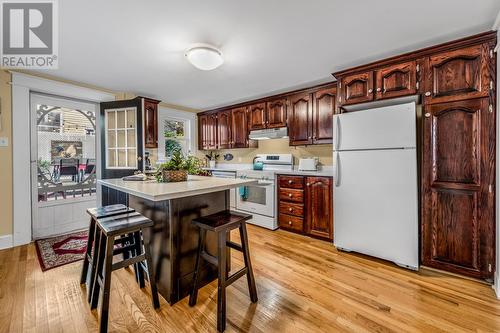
236, 180, 275, 217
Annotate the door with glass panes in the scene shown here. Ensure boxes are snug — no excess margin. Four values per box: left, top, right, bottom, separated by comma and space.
100, 99, 143, 179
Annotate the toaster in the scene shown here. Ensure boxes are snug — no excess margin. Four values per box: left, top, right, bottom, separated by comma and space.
298, 157, 319, 171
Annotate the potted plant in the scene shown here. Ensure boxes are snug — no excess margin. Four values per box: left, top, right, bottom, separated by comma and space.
205, 151, 220, 168
156, 151, 206, 182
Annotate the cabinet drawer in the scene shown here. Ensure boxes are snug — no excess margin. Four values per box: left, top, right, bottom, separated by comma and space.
279, 202, 304, 217
279, 213, 304, 232
279, 175, 304, 189
279, 188, 304, 203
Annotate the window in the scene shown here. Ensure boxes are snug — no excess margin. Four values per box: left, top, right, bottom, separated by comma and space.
164, 118, 190, 157
105, 107, 137, 168
157, 107, 196, 162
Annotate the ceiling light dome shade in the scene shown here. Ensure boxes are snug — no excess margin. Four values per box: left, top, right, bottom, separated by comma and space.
185, 45, 224, 71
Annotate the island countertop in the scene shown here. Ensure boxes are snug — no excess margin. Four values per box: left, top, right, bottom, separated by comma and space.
98, 175, 257, 202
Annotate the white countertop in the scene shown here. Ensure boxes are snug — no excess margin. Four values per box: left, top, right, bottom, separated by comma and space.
98, 175, 257, 202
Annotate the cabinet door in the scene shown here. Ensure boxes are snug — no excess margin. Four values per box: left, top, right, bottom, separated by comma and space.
206, 114, 218, 150
340, 71, 374, 105
422, 98, 495, 280
305, 177, 333, 240
198, 114, 208, 150
375, 61, 417, 100
312, 87, 335, 144
231, 107, 249, 148
289, 92, 312, 145
144, 99, 158, 148
424, 44, 491, 104
217, 110, 232, 149
248, 103, 267, 130
266, 98, 287, 128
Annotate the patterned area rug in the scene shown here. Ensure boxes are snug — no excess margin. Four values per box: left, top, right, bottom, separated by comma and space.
35, 231, 88, 271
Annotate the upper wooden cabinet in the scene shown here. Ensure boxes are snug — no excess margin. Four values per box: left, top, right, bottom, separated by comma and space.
424, 44, 491, 104
312, 87, 336, 144
339, 71, 374, 105
289, 92, 313, 145
231, 107, 250, 148
217, 110, 232, 149
266, 98, 287, 128
142, 98, 160, 148
198, 113, 217, 150
375, 61, 418, 100
248, 103, 267, 130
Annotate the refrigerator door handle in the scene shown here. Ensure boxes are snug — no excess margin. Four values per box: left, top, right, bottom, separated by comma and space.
335, 152, 341, 187
335, 116, 341, 151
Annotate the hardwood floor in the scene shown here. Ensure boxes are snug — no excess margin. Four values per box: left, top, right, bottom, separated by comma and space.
1, 225, 500, 332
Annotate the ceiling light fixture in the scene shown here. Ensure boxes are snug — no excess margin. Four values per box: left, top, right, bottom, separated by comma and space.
185, 44, 224, 71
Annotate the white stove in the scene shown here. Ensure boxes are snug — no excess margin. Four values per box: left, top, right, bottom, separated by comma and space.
235, 154, 293, 230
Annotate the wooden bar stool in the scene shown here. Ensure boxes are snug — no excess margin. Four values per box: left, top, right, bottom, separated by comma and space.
189, 210, 258, 332
80, 204, 135, 303
91, 211, 160, 333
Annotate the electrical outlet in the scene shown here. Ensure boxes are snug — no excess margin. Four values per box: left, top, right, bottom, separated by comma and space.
0, 137, 9, 147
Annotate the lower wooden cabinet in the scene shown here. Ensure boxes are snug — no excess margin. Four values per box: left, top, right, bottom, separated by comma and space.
277, 175, 333, 241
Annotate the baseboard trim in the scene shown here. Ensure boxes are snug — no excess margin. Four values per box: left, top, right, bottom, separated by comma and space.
0, 234, 13, 250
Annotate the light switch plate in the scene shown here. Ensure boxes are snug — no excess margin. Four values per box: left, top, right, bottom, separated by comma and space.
0, 137, 9, 147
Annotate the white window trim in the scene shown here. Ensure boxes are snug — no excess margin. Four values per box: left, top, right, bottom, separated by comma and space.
157, 107, 196, 162
11, 72, 115, 247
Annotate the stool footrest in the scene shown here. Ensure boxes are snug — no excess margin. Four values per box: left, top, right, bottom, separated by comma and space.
112, 254, 146, 271
226, 267, 248, 286
226, 241, 243, 252
113, 244, 136, 256
201, 251, 218, 267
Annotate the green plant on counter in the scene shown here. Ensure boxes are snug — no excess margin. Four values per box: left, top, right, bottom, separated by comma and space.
156, 151, 207, 182
205, 151, 220, 161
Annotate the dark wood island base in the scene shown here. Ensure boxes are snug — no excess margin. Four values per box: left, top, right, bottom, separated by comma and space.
102, 186, 231, 304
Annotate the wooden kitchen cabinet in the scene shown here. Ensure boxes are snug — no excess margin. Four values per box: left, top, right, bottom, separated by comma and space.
312, 86, 336, 144
248, 103, 267, 130
198, 113, 217, 150
305, 177, 333, 240
423, 44, 492, 104
421, 97, 495, 281
339, 71, 374, 105
288, 92, 313, 145
231, 107, 250, 148
266, 98, 287, 128
375, 61, 418, 100
216, 110, 232, 149
142, 98, 160, 148
278, 174, 333, 241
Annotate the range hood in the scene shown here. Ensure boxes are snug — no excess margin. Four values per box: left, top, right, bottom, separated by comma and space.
248, 127, 288, 140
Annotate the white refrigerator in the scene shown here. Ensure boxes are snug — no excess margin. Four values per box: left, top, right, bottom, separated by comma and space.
333, 102, 418, 270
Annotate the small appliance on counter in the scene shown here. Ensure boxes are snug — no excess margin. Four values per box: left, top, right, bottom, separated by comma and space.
144, 151, 152, 170
298, 157, 319, 171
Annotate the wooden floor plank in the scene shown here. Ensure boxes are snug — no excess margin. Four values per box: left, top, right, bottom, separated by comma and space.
0, 225, 500, 332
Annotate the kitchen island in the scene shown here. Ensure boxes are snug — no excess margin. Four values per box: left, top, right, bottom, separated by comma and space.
98, 175, 257, 304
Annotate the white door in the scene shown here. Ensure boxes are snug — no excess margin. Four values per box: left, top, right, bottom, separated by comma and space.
333, 102, 416, 150
333, 148, 419, 269
30, 94, 99, 239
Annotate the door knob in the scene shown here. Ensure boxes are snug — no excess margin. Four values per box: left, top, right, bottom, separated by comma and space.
137, 156, 143, 161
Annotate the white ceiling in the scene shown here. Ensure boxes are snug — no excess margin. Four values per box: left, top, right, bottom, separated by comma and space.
43, 0, 500, 110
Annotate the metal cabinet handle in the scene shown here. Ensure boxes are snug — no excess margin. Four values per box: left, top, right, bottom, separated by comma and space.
425, 91, 431, 97
289, 208, 293, 212
288, 221, 292, 225
368, 89, 373, 93
376, 88, 381, 92
288, 180, 292, 184
288, 193, 292, 198
306, 183, 310, 186
425, 113, 431, 118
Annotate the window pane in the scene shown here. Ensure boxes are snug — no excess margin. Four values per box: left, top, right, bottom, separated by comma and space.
107, 130, 116, 148
165, 139, 182, 157
117, 129, 126, 147
127, 129, 136, 148
107, 149, 116, 167
107, 111, 115, 129
117, 110, 126, 128
126, 109, 135, 129
127, 149, 137, 167
117, 149, 126, 167
164, 120, 185, 138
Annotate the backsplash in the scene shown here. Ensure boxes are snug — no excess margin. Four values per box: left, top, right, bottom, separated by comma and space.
201, 139, 333, 166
